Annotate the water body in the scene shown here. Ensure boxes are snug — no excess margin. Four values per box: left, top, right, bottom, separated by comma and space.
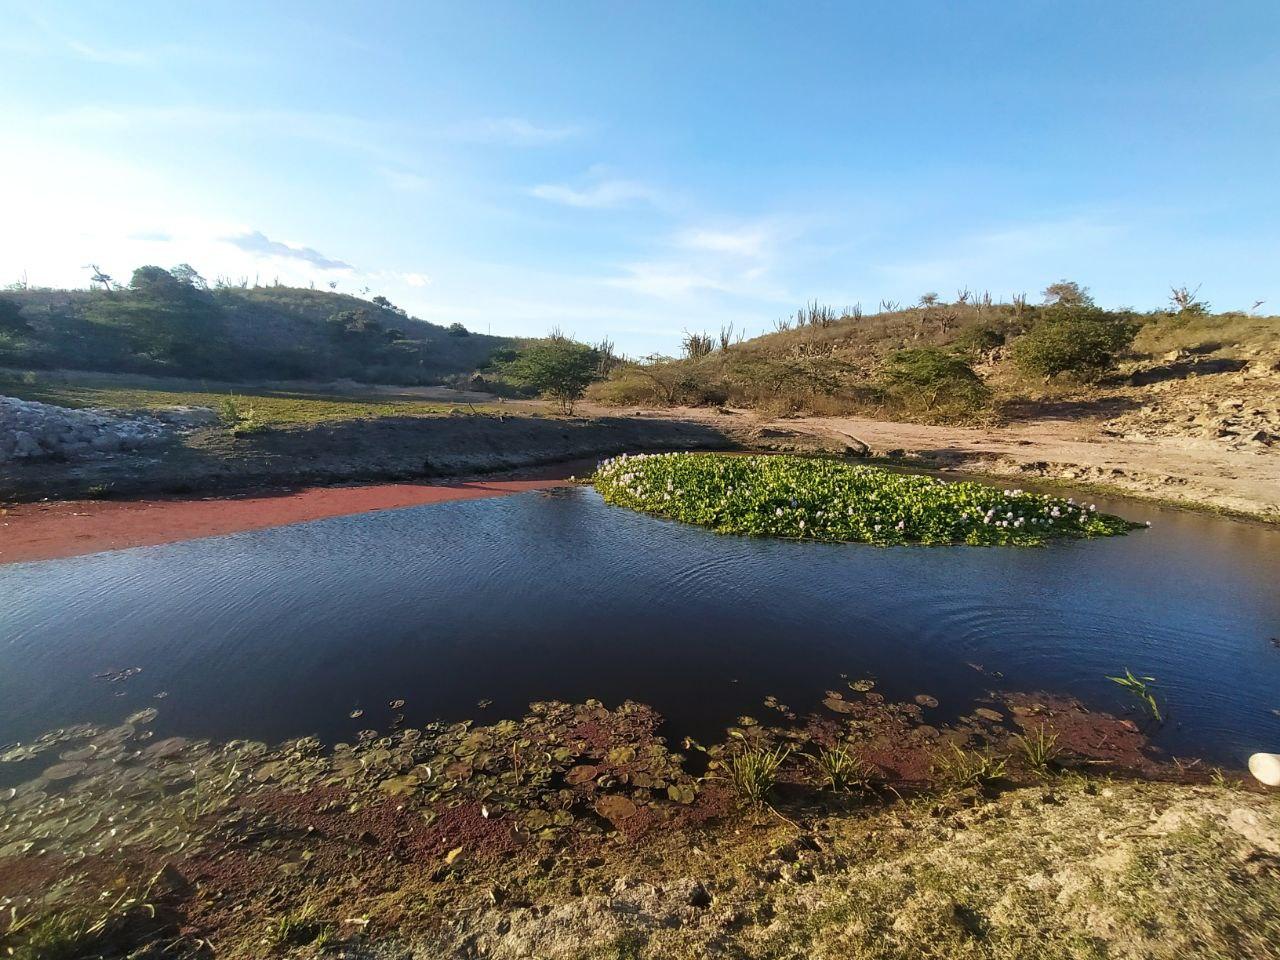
1, 484, 1277, 767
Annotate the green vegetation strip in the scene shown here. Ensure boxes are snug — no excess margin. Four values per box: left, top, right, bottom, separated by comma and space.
0, 373, 500, 427
593, 453, 1138, 545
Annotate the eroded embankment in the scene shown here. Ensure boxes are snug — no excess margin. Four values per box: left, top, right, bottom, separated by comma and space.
0, 412, 735, 504
0, 414, 736, 561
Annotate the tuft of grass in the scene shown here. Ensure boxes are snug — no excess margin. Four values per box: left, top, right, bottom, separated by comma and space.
265, 900, 332, 951
2, 878, 161, 960
1014, 726, 1062, 775
932, 743, 1008, 791
1107, 668, 1162, 721
808, 745, 872, 792
721, 745, 790, 805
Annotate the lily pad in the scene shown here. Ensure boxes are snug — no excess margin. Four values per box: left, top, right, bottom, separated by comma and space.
667, 784, 696, 804
43, 760, 87, 781
914, 694, 939, 708
379, 776, 417, 797
823, 697, 859, 715
144, 737, 189, 759
566, 764, 598, 786
605, 746, 636, 765
594, 795, 638, 821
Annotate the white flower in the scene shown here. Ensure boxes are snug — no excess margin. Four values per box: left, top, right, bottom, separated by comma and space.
775, 507, 784, 517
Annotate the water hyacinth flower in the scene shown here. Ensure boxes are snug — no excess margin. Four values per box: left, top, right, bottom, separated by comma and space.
591, 453, 1136, 547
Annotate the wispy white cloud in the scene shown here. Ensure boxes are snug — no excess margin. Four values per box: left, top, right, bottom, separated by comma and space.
675, 224, 774, 259
605, 263, 733, 298
602, 217, 799, 303
379, 168, 432, 193
530, 176, 662, 210
402, 272, 432, 287
876, 216, 1125, 292
65, 39, 151, 66
453, 116, 579, 146
43, 105, 405, 163
223, 230, 352, 271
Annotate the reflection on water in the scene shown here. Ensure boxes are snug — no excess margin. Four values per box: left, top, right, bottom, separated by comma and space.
1, 485, 1277, 765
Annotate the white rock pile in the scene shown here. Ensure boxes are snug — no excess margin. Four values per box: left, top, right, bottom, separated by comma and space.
0, 396, 203, 464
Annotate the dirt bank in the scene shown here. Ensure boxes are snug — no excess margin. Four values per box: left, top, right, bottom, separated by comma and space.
0, 411, 733, 503
650, 405, 1280, 522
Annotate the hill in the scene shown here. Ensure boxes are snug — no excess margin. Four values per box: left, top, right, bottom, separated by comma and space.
0, 267, 510, 385
588, 290, 1280, 440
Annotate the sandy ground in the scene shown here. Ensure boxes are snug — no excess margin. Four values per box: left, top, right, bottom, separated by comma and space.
642, 404, 1280, 521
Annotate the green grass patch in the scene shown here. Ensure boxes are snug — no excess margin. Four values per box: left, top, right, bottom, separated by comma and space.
0, 371, 502, 428
593, 453, 1139, 545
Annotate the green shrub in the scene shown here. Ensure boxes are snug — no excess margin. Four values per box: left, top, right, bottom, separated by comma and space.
499, 336, 601, 413
218, 394, 259, 436
0, 296, 31, 334
877, 347, 988, 414
951, 323, 1005, 359
1011, 308, 1137, 380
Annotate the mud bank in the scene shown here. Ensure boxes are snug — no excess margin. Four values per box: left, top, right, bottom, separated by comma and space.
0, 469, 585, 564
0, 413, 734, 503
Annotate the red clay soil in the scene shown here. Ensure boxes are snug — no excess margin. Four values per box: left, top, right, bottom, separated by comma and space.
0, 474, 575, 564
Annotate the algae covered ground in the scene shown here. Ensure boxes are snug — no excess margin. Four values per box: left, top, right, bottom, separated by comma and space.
594, 452, 1138, 545
1, 684, 1276, 959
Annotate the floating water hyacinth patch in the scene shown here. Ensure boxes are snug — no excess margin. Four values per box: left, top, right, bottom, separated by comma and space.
592, 453, 1139, 546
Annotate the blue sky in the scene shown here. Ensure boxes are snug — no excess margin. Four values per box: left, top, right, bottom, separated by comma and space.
2, 1, 1277, 354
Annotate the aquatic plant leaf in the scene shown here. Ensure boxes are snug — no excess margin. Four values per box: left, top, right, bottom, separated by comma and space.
43, 760, 87, 781
823, 697, 859, 715
594, 795, 638, 821
667, 784, 696, 804
606, 746, 636, 765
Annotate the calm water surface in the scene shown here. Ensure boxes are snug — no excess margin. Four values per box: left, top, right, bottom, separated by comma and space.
2, 485, 1278, 767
